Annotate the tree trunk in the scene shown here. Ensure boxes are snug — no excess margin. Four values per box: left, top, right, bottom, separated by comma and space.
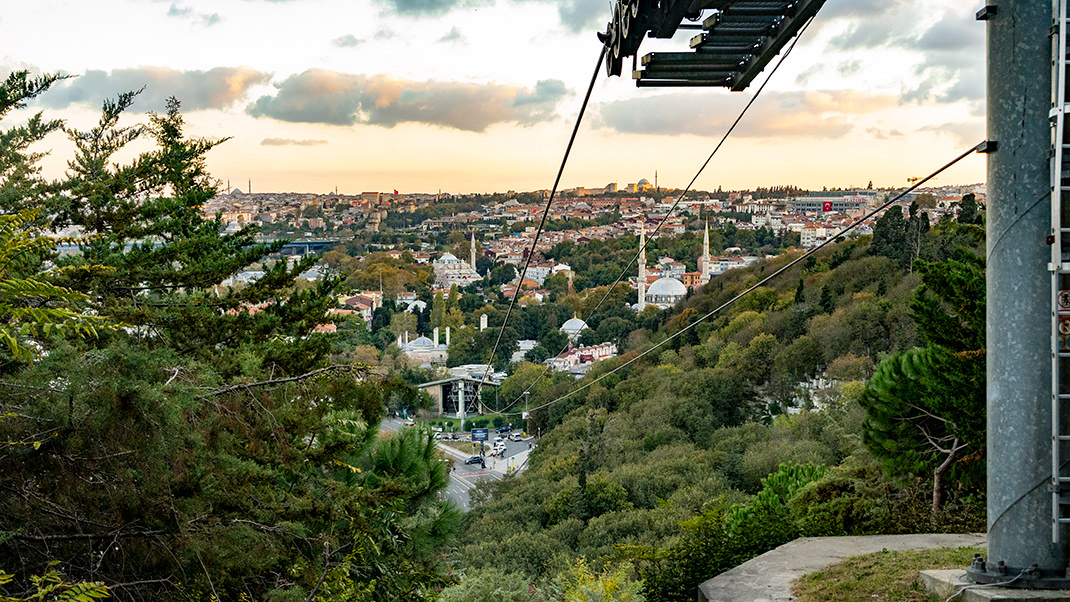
932, 437, 959, 514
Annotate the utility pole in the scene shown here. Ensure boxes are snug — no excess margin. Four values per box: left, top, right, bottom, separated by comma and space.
459, 382, 465, 433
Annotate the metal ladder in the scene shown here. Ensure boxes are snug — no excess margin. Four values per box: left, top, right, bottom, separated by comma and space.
1050, 0, 1070, 544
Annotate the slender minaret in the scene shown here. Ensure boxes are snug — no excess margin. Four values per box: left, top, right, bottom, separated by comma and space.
700, 219, 711, 282
470, 230, 477, 270
638, 223, 647, 311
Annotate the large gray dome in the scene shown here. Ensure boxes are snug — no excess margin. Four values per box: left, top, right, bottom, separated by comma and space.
408, 336, 435, 348
648, 277, 687, 297
560, 317, 588, 332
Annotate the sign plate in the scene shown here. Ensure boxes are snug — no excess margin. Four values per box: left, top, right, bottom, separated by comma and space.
471, 428, 488, 441
1059, 290, 1070, 312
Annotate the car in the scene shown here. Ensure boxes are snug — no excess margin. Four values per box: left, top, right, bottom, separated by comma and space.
497, 425, 512, 433
464, 455, 483, 465
509, 433, 522, 441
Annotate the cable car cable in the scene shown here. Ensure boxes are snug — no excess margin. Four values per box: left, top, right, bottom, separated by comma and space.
498, 17, 817, 415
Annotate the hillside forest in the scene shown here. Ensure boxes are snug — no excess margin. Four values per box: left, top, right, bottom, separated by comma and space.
0, 72, 986, 601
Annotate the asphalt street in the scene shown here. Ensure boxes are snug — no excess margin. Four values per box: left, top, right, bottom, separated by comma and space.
381, 418, 533, 511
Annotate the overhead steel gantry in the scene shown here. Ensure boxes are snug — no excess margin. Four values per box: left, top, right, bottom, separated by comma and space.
599, 0, 826, 88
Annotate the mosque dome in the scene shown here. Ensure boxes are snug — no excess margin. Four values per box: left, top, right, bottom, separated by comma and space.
638, 178, 651, 186
408, 336, 435, 348
564, 316, 590, 340
647, 277, 687, 297
438, 252, 459, 262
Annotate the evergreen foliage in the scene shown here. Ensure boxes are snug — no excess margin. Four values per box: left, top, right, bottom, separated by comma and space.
860, 250, 985, 512
0, 72, 455, 601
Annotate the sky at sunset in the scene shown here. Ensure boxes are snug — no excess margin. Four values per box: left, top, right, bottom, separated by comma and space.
2, 0, 986, 194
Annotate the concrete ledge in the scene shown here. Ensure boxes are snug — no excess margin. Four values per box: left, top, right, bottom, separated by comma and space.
921, 569, 1070, 601
697, 533, 987, 602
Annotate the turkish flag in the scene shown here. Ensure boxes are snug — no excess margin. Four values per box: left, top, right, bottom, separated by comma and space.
822, 201, 832, 212
393, 189, 399, 195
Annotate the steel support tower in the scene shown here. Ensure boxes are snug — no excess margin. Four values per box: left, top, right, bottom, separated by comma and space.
969, 0, 1070, 586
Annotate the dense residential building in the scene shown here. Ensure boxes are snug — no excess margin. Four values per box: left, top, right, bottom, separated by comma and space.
546, 342, 618, 376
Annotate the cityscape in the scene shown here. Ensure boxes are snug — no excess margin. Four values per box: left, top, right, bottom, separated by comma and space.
0, 0, 1040, 599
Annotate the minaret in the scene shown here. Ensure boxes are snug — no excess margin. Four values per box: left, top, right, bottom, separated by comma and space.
700, 219, 711, 282
470, 230, 477, 270
638, 223, 647, 311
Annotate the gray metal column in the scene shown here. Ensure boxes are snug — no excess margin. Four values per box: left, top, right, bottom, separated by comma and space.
987, 0, 1065, 573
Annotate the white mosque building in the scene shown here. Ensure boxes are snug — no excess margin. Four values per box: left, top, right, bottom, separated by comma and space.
560, 317, 589, 341
432, 231, 481, 289
634, 223, 689, 311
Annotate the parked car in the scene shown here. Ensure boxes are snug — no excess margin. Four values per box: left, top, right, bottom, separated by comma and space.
464, 455, 483, 465
497, 425, 512, 433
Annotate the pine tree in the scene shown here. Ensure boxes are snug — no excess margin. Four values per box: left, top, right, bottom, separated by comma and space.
870, 206, 907, 266
57, 95, 337, 375
0, 74, 456, 600
860, 251, 985, 512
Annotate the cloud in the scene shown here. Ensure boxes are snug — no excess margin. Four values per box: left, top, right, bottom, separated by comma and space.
261, 138, 328, 146
513, 0, 605, 34
865, 127, 904, 140
555, 0, 606, 34
39, 67, 272, 112
919, 121, 984, 147
332, 34, 362, 47
439, 26, 462, 43
166, 3, 223, 26
247, 69, 570, 131
597, 90, 895, 138
372, 0, 491, 18
900, 13, 984, 105
167, 4, 191, 17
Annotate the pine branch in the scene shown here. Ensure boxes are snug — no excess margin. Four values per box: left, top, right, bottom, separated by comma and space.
204, 364, 370, 397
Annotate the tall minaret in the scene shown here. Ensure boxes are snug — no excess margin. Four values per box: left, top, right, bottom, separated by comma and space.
470, 230, 477, 270
638, 222, 647, 311
700, 219, 711, 282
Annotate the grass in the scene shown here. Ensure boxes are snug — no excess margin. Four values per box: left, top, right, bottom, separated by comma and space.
792, 546, 983, 602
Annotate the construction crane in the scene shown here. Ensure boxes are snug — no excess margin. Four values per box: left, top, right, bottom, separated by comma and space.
599, 0, 828, 88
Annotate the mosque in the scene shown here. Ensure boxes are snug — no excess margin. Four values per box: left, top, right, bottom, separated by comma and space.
634, 221, 715, 311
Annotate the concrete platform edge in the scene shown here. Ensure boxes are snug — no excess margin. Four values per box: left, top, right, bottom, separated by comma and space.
920, 569, 1070, 601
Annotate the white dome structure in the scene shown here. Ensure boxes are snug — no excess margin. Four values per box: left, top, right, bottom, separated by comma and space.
560, 317, 589, 341
647, 277, 687, 309
405, 299, 428, 313
407, 336, 435, 349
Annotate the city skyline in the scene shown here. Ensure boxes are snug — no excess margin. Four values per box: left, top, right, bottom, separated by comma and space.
3, 0, 985, 194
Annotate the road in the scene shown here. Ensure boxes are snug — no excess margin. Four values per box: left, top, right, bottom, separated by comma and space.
380, 419, 534, 511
